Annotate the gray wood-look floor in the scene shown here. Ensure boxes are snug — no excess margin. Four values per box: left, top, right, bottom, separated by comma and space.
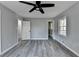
4, 39, 71, 57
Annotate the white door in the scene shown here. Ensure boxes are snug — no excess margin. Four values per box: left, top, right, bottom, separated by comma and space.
22, 21, 30, 40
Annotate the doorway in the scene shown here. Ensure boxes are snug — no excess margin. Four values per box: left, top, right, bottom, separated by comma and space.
48, 20, 54, 39
17, 19, 22, 42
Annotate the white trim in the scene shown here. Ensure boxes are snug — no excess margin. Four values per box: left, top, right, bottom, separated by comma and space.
22, 39, 31, 40
0, 42, 18, 55
31, 38, 48, 40
55, 39, 79, 56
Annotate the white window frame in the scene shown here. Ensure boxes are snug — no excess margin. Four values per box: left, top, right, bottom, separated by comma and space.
58, 16, 67, 36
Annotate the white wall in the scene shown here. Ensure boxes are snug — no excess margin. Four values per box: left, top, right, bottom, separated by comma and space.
53, 2, 79, 54
31, 19, 48, 40
0, 9, 1, 53
0, 3, 18, 53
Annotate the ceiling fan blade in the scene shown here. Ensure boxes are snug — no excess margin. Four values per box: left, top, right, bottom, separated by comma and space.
29, 7, 36, 12
40, 4, 55, 8
19, 1, 36, 6
39, 8, 44, 14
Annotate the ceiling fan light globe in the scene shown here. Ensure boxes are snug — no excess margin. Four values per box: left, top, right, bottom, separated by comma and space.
36, 8, 39, 11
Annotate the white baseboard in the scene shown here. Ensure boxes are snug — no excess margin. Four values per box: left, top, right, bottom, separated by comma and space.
31, 38, 48, 40
0, 42, 18, 55
55, 39, 79, 57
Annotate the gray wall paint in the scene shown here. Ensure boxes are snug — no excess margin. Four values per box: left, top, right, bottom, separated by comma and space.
53, 2, 79, 54
31, 19, 48, 40
0, 4, 18, 52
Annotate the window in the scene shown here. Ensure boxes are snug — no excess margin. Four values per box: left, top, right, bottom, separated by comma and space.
59, 16, 67, 36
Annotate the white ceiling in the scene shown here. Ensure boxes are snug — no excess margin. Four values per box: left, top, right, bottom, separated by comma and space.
0, 1, 78, 18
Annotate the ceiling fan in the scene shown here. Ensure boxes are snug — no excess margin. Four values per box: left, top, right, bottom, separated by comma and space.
19, 1, 55, 14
